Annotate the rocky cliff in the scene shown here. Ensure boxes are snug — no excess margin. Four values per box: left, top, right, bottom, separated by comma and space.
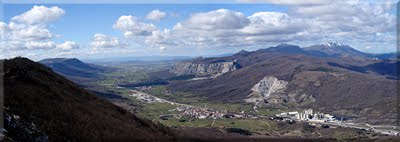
245, 76, 287, 102
170, 61, 239, 77
245, 75, 317, 110
245, 76, 289, 109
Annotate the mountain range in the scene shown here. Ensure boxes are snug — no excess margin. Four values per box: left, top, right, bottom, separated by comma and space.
168, 43, 398, 125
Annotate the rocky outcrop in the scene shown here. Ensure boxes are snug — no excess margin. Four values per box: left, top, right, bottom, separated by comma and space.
245, 75, 319, 110
170, 61, 238, 77
245, 76, 288, 108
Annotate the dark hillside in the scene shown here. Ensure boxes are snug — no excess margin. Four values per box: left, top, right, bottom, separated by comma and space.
3, 57, 173, 141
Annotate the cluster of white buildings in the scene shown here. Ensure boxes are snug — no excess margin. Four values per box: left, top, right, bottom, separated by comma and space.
178, 107, 226, 119
129, 91, 163, 103
175, 106, 257, 120
275, 109, 335, 122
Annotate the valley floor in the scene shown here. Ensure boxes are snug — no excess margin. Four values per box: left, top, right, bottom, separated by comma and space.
78, 61, 399, 141
98, 79, 398, 140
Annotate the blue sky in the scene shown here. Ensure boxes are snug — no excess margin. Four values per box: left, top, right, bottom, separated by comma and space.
4, 4, 288, 43
0, 1, 397, 60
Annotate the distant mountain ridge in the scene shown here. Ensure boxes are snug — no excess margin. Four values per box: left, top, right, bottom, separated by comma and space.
303, 42, 370, 58
39, 58, 115, 82
260, 42, 396, 60
83, 55, 192, 64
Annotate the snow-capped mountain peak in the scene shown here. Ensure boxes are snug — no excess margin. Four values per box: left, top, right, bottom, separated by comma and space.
323, 42, 343, 47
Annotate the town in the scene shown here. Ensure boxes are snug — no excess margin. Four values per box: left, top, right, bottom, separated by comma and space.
128, 89, 254, 120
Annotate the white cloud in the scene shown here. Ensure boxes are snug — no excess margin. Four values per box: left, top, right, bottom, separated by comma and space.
1, 6, 65, 49
144, 29, 174, 47
56, 41, 79, 50
11, 5, 65, 25
113, 15, 156, 37
25, 41, 56, 49
2, 41, 28, 50
113, 9, 307, 50
182, 9, 250, 30
8, 23, 53, 41
289, 1, 396, 40
142, 9, 308, 49
241, 12, 306, 35
0, 22, 9, 39
146, 9, 167, 21
90, 34, 127, 49
0, 5, 80, 60
113, 2, 396, 53
160, 46, 167, 50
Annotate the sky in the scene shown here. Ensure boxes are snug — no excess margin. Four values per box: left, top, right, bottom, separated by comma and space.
0, 0, 398, 60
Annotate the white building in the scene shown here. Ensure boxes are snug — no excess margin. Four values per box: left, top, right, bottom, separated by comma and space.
276, 109, 336, 122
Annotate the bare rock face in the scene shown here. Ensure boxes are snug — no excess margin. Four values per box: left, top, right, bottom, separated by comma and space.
245, 76, 288, 107
245, 76, 318, 110
170, 61, 238, 77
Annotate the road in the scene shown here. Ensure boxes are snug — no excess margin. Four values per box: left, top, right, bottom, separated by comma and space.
299, 119, 399, 136
122, 86, 194, 108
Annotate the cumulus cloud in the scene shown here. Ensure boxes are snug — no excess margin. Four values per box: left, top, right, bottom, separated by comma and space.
114, 9, 306, 50
143, 9, 308, 48
1, 6, 61, 46
113, 15, 157, 37
241, 12, 306, 35
11, 5, 65, 25
144, 29, 174, 47
25, 41, 56, 49
288, 1, 396, 42
113, 1, 396, 53
0, 5, 79, 60
90, 34, 127, 49
182, 9, 250, 30
56, 41, 79, 50
146, 9, 167, 21
7, 23, 53, 41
